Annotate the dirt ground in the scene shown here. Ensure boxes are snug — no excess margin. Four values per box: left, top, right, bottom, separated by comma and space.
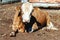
0, 2, 60, 40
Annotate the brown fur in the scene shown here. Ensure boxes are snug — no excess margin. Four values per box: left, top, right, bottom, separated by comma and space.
12, 6, 25, 33
32, 7, 58, 32
11, 7, 51, 33
32, 7, 50, 26
10, 5, 58, 37
31, 7, 51, 31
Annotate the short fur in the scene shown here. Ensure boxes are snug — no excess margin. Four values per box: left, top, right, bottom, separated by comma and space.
10, 6, 25, 37
10, 5, 58, 36
31, 7, 58, 32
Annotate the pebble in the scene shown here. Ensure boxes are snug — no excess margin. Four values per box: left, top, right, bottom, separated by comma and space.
1, 33, 7, 37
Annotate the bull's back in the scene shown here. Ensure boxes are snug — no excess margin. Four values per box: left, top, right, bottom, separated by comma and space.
32, 7, 47, 26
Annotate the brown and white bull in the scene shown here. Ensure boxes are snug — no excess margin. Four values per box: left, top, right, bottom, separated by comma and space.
21, 2, 58, 32
10, 2, 58, 37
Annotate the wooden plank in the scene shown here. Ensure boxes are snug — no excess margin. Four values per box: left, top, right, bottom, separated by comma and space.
32, 3, 60, 8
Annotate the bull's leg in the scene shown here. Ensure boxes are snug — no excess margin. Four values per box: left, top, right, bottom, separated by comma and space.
18, 27, 25, 33
46, 15, 58, 30
29, 22, 38, 33
10, 24, 18, 37
10, 17, 21, 37
18, 23, 25, 33
42, 13, 58, 30
47, 22, 58, 30
10, 8, 21, 37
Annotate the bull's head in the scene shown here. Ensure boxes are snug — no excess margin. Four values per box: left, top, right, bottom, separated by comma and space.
21, 2, 33, 23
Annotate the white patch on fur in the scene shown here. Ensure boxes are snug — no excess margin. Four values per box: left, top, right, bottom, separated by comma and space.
47, 22, 58, 30
29, 29, 34, 33
21, 2, 33, 23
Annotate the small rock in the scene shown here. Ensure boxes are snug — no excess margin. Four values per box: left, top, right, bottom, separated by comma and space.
1, 33, 7, 37
0, 19, 2, 20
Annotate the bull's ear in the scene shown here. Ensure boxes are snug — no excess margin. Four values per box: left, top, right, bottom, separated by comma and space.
15, 6, 22, 16
15, 6, 21, 12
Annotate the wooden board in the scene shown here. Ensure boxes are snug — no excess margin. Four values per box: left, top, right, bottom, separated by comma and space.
32, 3, 60, 8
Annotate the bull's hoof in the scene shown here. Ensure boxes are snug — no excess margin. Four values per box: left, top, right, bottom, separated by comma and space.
10, 32, 16, 37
